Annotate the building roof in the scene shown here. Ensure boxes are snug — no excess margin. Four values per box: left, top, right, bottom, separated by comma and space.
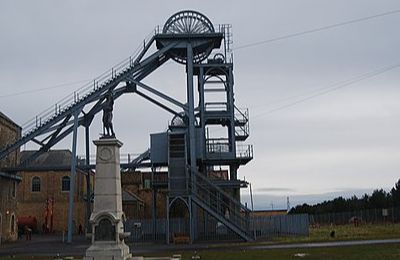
0, 171, 22, 182
0, 111, 21, 129
20, 150, 75, 169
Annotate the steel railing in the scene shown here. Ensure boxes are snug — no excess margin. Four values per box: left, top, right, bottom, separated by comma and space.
205, 138, 253, 159
236, 144, 253, 159
234, 106, 248, 124
20, 28, 158, 137
77, 152, 148, 165
191, 170, 253, 238
20, 23, 233, 138
206, 138, 231, 154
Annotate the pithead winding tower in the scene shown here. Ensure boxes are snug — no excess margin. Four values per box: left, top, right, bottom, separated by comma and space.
0, 10, 254, 242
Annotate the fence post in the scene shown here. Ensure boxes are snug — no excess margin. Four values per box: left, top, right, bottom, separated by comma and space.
392, 207, 395, 223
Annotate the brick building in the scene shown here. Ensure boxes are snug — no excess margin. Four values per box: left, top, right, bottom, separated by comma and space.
122, 190, 144, 219
0, 111, 21, 243
121, 171, 167, 219
120, 170, 230, 220
121, 171, 168, 219
17, 150, 94, 233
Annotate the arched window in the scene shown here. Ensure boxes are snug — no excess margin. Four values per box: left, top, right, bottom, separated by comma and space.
10, 214, 15, 233
62, 176, 70, 191
32, 177, 41, 192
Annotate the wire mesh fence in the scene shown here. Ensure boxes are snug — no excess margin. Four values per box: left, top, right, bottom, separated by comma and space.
124, 213, 309, 243
252, 214, 309, 239
309, 207, 400, 226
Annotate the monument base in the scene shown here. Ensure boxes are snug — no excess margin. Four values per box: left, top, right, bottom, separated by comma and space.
84, 138, 132, 260
83, 241, 131, 260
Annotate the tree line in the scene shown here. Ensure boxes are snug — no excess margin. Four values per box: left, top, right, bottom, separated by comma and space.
289, 179, 400, 215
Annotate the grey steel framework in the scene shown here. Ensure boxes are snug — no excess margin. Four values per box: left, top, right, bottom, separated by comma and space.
0, 10, 254, 243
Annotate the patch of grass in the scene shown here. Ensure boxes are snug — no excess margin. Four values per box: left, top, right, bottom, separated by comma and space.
2, 243, 400, 260
270, 223, 400, 244
138, 243, 400, 260
2, 224, 399, 259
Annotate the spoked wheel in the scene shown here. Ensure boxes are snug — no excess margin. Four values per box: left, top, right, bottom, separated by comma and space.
163, 10, 214, 34
162, 10, 215, 64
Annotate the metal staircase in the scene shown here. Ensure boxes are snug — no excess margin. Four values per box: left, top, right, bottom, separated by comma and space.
168, 133, 188, 195
234, 106, 250, 141
128, 149, 151, 167
0, 30, 173, 164
191, 171, 254, 241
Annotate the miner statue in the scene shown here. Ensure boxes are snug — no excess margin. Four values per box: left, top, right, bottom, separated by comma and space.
102, 90, 115, 137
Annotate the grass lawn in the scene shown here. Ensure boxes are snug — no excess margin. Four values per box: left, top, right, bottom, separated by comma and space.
2, 243, 400, 260
1, 223, 399, 259
269, 223, 400, 244
173, 243, 400, 260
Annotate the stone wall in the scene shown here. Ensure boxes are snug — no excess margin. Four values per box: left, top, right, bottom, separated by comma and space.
0, 178, 18, 242
0, 113, 21, 168
0, 112, 21, 243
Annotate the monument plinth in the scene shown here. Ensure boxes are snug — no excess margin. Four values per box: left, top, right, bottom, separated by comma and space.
84, 138, 131, 260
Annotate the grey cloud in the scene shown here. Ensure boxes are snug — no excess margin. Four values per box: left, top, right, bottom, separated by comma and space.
1, 0, 400, 209
256, 187, 296, 193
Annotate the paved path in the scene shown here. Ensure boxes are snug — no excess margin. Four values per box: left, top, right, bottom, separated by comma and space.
0, 235, 88, 257
0, 235, 399, 257
249, 238, 400, 250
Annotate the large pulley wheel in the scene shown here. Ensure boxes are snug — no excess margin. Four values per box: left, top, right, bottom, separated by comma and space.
162, 10, 215, 64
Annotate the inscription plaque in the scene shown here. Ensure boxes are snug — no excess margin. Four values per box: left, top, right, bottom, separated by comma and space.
94, 218, 116, 241
99, 147, 113, 161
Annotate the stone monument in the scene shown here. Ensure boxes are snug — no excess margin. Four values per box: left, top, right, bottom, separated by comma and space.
84, 138, 132, 260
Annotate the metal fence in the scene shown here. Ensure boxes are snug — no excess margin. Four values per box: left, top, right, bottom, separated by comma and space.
124, 218, 187, 242
124, 213, 309, 243
309, 207, 400, 226
252, 214, 309, 239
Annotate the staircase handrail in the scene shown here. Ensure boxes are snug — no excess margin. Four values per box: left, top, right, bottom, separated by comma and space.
189, 179, 253, 239
193, 170, 250, 214
19, 28, 157, 136
234, 105, 248, 122
190, 193, 253, 240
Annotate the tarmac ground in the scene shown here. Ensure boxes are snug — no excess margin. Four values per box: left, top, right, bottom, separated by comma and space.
1, 234, 400, 258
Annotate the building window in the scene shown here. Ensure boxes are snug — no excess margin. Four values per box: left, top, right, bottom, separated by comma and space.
10, 214, 15, 233
62, 176, 70, 191
32, 177, 41, 192
144, 179, 151, 189
12, 181, 16, 198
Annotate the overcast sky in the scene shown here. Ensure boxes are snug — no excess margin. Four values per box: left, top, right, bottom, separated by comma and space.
1, 1, 400, 209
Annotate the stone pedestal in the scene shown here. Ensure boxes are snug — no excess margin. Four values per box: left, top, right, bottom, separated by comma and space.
84, 138, 132, 260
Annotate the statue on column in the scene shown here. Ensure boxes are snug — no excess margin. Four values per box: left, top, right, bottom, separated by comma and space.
102, 90, 115, 137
